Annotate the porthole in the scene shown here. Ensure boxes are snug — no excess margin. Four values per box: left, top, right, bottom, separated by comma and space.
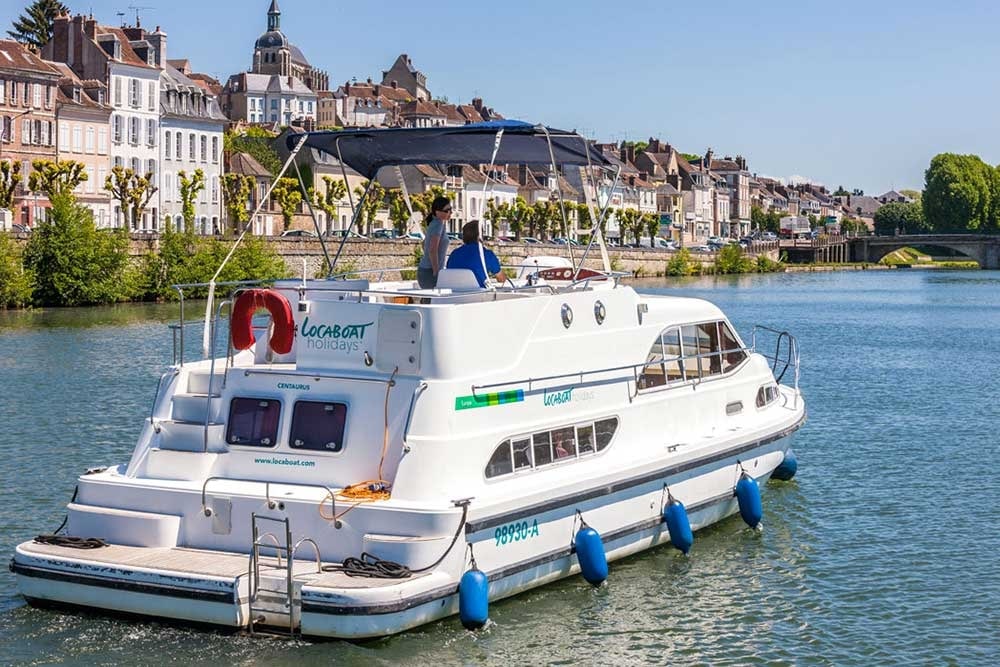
594, 300, 606, 325
561, 303, 573, 328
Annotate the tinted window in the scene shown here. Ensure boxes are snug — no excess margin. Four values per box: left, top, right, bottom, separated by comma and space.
577, 424, 595, 454
486, 440, 513, 478
512, 438, 532, 470
533, 432, 553, 466
719, 321, 747, 372
552, 427, 576, 459
595, 418, 618, 451
227, 398, 280, 447
289, 401, 347, 452
697, 322, 722, 376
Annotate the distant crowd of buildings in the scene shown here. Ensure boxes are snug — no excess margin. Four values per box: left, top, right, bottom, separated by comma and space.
0, 1, 912, 241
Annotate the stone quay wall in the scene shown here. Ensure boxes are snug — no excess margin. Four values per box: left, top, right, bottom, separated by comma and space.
125, 237, 781, 279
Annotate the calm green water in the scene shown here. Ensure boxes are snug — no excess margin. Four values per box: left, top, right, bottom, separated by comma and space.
2, 271, 999, 666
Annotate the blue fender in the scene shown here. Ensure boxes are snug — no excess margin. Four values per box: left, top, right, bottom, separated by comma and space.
772, 449, 798, 481
663, 498, 693, 554
458, 568, 489, 630
735, 472, 763, 528
574, 526, 608, 585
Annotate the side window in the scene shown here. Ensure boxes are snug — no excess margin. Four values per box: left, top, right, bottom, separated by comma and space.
595, 418, 618, 451
486, 418, 619, 479
289, 401, 347, 452
639, 327, 683, 390
719, 321, 747, 372
756, 384, 780, 408
680, 325, 703, 378
486, 440, 513, 478
697, 322, 722, 376
227, 398, 280, 447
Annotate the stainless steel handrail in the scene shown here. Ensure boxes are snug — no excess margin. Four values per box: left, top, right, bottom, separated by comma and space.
402, 382, 428, 451
241, 369, 397, 386
254, 531, 284, 566
204, 299, 232, 452
149, 368, 179, 430
292, 537, 322, 573
751, 325, 800, 391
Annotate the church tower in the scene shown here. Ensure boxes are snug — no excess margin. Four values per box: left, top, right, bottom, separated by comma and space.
252, 0, 291, 77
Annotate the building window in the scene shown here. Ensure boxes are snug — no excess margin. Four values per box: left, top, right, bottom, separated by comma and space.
0, 80, 5, 102
270, 99, 278, 110
58, 121, 69, 150
147, 81, 156, 111
164, 131, 171, 158
85, 127, 95, 153
32, 83, 41, 108
188, 134, 195, 160
147, 119, 156, 147
211, 175, 218, 203
114, 77, 122, 106
175, 131, 181, 159
211, 136, 218, 163
130, 79, 141, 108
147, 159, 156, 180
71, 125, 82, 152
129, 116, 140, 145
131, 158, 141, 174
200, 135, 207, 162
98, 127, 108, 154
164, 172, 172, 200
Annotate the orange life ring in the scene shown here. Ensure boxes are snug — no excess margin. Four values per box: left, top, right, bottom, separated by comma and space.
231, 288, 295, 354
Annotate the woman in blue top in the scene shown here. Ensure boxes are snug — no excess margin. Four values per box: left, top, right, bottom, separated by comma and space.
417, 196, 452, 288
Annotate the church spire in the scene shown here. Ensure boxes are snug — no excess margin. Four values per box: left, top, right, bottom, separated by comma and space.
267, 0, 281, 31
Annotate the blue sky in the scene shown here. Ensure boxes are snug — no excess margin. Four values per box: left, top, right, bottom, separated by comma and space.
5, 0, 1000, 194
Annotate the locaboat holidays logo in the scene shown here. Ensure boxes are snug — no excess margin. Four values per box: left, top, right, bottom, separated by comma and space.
300, 317, 374, 353
543, 387, 595, 407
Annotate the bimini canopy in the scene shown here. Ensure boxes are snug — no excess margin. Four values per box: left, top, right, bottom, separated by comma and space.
285, 121, 611, 179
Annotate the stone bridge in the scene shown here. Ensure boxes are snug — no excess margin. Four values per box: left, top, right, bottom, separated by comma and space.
850, 234, 1000, 269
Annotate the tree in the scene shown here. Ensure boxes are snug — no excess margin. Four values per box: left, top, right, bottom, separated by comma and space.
0, 161, 21, 211
410, 185, 447, 223
576, 202, 593, 233
27, 159, 87, 200
507, 196, 529, 240
644, 212, 659, 241
222, 173, 255, 234
833, 185, 850, 197
224, 128, 281, 176
7, 0, 68, 51
0, 231, 34, 308
104, 166, 157, 230
873, 201, 927, 236
386, 189, 411, 235
271, 177, 304, 231
900, 189, 922, 205
923, 153, 993, 232
618, 208, 640, 244
311, 175, 348, 231
680, 153, 701, 163
530, 200, 556, 239
177, 169, 206, 232
352, 180, 385, 235
23, 192, 133, 305
484, 198, 509, 237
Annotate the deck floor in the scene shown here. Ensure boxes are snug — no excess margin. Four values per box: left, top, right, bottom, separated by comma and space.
20, 540, 426, 589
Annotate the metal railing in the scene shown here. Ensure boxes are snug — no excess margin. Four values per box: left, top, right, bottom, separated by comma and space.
201, 476, 343, 529
751, 325, 801, 391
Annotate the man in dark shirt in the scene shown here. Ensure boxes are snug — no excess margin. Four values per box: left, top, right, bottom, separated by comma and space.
446, 221, 508, 287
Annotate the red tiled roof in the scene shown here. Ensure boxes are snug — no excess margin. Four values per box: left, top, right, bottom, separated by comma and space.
94, 27, 154, 69
399, 99, 445, 117
0, 39, 61, 76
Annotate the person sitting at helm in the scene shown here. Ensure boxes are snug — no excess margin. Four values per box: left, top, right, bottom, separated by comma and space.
446, 221, 508, 288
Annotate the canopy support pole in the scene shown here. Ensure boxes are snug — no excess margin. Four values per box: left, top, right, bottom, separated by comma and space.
328, 136, 367, 277
293, 155, 332, 277
539, 125, 573, 268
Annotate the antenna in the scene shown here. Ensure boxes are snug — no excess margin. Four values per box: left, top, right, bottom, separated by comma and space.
127, 5, 155, 27
116, 11, 126, 26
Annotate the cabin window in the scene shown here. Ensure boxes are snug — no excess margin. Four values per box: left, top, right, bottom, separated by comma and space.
756, 384, 780, 408
485, 417, 619, 479
640, 320, 747, 391
289, 401, 347, 452
227, 398, 280, 447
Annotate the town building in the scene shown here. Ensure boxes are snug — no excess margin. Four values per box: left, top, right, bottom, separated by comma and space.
0, 39, 60, 229
222, 1, 321, 127
381, 54, 429, 101
710, 155, 751, 237
227, 151, 276, 235
159, 61, 227, 234
50, 61, 111, 226
44, 15, 164, 230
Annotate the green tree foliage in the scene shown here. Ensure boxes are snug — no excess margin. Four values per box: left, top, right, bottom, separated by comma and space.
222, 173, 255, 234
900, 189, 922, 205
104, 165, 157, 230
507, 196, 529, 240
0, 160, 21, 210
271, 177, 304, 231
680, 153, 702, 163
751, 205, 782, 233
28, 159, 87, 200
24, 193, 134, 306
138, 224, 287, 300
352, 180, 386, 235
873, 202, 928, 236
666, 247, 696, 276
575, 202, 592, 233
922, 153, 995, 232
224, 128, 281, 176
0, 232, 34, 308
484, 198, 509, 236
177, 169, 206, 232
617, 208, 640, 244
643, 212, 659, 241
7, 0, 67, 51
714, 244, 755, 274
410, 185, 447, 224
310, 176, 348, 230
832, 185, 850, 197
386, 189, 411, 235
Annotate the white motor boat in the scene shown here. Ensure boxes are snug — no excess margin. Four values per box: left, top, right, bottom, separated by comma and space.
12, 123, 805, 639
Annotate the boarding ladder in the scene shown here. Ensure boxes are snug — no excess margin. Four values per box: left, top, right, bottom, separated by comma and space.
247, 514, 321, 637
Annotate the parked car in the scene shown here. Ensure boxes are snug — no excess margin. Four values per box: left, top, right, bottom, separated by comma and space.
707, 235, 725, 246
327, 229, 367, 239
447, 231, 462, 241
371, 228, 398, 239
406, 231, 425, 241
10, 223, 31, 234
520, 236, 541, 244
280, 229, 317, 237
691, 244, 714, 253
551, 237, 580, 246
761, 231, 777, 241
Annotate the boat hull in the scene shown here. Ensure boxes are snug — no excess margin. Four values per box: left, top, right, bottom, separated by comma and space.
13, 426, 799, 639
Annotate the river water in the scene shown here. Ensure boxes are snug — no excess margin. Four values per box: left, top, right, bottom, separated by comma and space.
1, 270, 999, 666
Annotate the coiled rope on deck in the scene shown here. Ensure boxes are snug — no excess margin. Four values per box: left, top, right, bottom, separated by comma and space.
34, 534, 108, 550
